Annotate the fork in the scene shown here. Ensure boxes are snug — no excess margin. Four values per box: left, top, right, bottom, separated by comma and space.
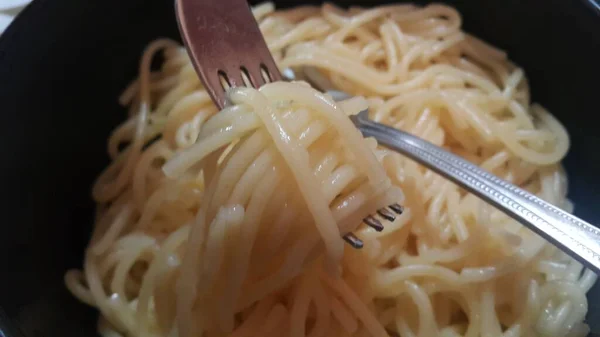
175, 0, 401, 249
337, 92, 600, 275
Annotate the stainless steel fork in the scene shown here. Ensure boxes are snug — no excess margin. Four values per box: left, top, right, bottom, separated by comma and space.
175, 0, 401, 248
346, 101, 600, 275
323, 84, 600, 274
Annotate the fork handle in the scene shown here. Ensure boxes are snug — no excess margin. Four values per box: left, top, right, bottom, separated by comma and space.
354, 115, 600, 274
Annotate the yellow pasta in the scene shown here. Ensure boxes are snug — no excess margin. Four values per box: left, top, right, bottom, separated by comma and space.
65, 3, 595, 337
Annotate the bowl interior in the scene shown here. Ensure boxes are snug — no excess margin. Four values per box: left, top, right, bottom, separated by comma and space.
0, 0, 599, 336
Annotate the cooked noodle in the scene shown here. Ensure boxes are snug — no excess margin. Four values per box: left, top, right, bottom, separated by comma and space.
65, 3, 596, 337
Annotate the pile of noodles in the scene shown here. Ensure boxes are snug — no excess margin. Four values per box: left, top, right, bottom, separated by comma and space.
65, 3, 596, 337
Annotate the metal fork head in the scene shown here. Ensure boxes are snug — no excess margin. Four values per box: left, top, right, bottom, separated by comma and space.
175, 0, 281, 109
343, 204, 404, 248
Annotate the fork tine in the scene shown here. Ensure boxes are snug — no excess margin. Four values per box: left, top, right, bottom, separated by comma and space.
255, 44, 282, 82
377, 208, 396, 221
364, 215, 384, 232
343, 233, 363, 249
246, 65, 266, 88
222, 66, 246, 89
262, 62, 282, 82
204, 70, 229, 109
389, 203, 404, 214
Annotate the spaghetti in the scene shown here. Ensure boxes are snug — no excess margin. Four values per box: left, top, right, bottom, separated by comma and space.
65, 3, 596, 337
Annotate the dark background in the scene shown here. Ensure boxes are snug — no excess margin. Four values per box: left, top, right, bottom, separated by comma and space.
0, 0, 599, 336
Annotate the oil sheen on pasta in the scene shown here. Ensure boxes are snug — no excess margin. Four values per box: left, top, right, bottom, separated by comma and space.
65, 3, 596, 337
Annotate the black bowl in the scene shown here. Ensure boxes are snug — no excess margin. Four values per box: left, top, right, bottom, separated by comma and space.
1, 0, 599, 336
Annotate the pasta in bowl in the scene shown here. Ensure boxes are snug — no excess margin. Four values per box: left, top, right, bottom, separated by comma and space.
64, 3, 596, 337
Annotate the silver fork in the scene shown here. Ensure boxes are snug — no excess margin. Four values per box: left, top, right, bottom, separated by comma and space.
175, 0, 401, 249
338, 92, 600, 275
